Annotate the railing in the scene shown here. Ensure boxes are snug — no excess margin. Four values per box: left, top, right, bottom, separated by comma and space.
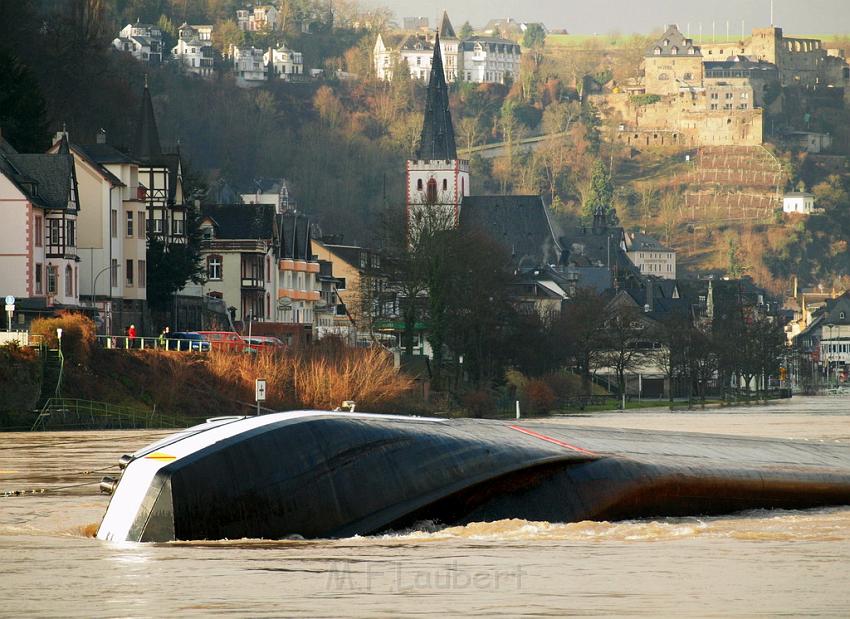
31, 398, 189, 431
95, 334, 211, 352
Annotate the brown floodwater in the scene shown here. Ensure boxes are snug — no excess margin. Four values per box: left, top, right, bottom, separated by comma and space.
2, 396, 850, 617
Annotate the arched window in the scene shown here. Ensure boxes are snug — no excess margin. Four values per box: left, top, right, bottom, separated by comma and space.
65, 265, 73, 296
426, 178, 438, 203
417, 178, 423, 191
683, 72, 693, 80
442, 178, 448, 191
207, 255, 222, 280
658, 73, 669, 80
266, 293, 271, 318
266, 256, 271, 282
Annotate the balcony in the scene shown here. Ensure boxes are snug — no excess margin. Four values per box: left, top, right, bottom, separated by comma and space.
241, 277, 265, 290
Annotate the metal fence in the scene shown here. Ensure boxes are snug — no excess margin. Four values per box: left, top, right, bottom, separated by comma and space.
31, 398, 189, 431
95, 335, 211, 352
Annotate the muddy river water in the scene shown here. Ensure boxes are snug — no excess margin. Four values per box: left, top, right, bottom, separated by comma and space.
2, 396, 850, 617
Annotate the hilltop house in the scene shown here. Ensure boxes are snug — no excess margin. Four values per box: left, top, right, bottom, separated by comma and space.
236, 5, 278, 31
172, 23, 215, 77
230, 45, 267, 86
783, 192, 816, 214
375, 11, 517, 84
264, 44, 304, 80
113, 21, 164, 64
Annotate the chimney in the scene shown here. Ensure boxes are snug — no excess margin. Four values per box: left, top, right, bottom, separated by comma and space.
96, 128, 107, 144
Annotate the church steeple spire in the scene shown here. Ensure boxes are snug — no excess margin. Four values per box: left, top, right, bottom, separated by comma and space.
133, 80, 162, 159
417, 32, 456, 161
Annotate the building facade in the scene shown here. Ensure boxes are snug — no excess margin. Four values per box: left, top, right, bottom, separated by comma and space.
49, 130, 148, 334
198, 203, 277, 322
0, 138, 81, 311
113, 21, 164, 64
276, 212, 320, 326
625, 231, 677, 279
264, 44, 304, 80
236, 5, 278, 31
459, 36, 522, 84
172, 23, 215, 77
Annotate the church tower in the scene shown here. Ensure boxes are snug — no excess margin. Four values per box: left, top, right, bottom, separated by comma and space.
406, 32, 469, 239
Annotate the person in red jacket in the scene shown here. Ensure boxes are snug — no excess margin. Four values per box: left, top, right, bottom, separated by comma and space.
128, 324, 137, 348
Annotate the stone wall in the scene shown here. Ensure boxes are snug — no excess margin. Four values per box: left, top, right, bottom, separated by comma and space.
594, 92, 763, 147
644, 55, 703, 95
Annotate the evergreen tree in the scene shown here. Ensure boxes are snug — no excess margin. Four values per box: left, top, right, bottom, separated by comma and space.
145, 204, 204, 312
0, 48, 49, 152
459, 21, 473, 40
583, 158, 613, 220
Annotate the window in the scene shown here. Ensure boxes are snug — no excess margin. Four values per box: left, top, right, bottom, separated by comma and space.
126, 259, 134, 287
34, 215, 43, 246
173, 218, 185, 235
842, 312, 846, 320
111, 259, 118, 287
66, 220, 75, 247
47, 266, 57, 294
35, 263, 43, 294
138, 260, 146, 288
65, 265, 73, 296
658, 73, 669, 80
417, 179, 423, 191
683, 72, 693, 80
153, 218, 163, 233
48, 219, 61, 245
266, 257, 271, 283
442, 178, 448, 191
126, 211, 134, 237
137, 212, 145, 238
111, 210, 118, 238
208, 255, 222, 280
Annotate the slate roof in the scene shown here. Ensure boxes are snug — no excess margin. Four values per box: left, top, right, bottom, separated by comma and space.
69, 143, 125, 187
459, 195, 562, 268
628, 231, 672, 252
647, 24, 701, 57
201, 203, 275, 240
417, 32, 457, 160
278, 211, 313, 260
400, 35, 434, 52
459, 36, 521, 53
439, 11, 456, 39
1, 151, 77, 211
132, 84, 161, 159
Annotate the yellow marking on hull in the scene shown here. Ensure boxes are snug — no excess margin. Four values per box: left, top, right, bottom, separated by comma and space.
145, 452, 176, 461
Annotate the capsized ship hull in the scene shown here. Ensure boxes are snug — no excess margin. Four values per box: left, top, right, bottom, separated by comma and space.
96, 411, 850, 542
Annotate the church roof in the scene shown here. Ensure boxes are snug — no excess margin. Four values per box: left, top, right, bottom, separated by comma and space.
459, 195, 562, 268
439, 11, 456, 39
132, 83, 161, 159
417, 33, 457, 160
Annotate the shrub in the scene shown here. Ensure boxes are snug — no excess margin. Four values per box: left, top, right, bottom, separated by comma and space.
204, 345, 413, 412
522, 379, 557, 415
461, 389, 494, 418
31, 311, 96, 364
0, 343, 41, 414
629, 94, 662, 107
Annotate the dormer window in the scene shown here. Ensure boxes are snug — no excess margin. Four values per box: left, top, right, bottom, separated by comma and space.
654, 47, 661, 55
841, 312, 846, 320
664, 39, 670, 46
671, 46, 678, 55
688, 48, 696, 55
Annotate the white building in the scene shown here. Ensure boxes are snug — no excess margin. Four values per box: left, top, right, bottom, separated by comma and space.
783, 192, 816, 214
374, 12, 462, 83
625, 231, 677, 279
49, 130, 148, 334
264, 44, 304, 80
172, 23, 215, 77
0, 137, 80, 311
460, 36, 522, 84
231, 45, 267, 87
236, 5, 279, 32
113, 21, 164, 64
240, 178, 290, 213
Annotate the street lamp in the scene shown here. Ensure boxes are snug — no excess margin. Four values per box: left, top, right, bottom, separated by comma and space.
91, 263, 120, 335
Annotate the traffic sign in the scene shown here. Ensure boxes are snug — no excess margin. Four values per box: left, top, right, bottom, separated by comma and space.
255, 379, 267, 401
4, 295, 14, 305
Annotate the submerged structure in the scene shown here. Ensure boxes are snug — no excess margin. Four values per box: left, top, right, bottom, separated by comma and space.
97, 411, 850, 542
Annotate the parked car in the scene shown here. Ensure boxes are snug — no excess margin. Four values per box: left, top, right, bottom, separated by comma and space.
242, 336, 285, 353
167, 331, 211, 352
195, 330, 244, 351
